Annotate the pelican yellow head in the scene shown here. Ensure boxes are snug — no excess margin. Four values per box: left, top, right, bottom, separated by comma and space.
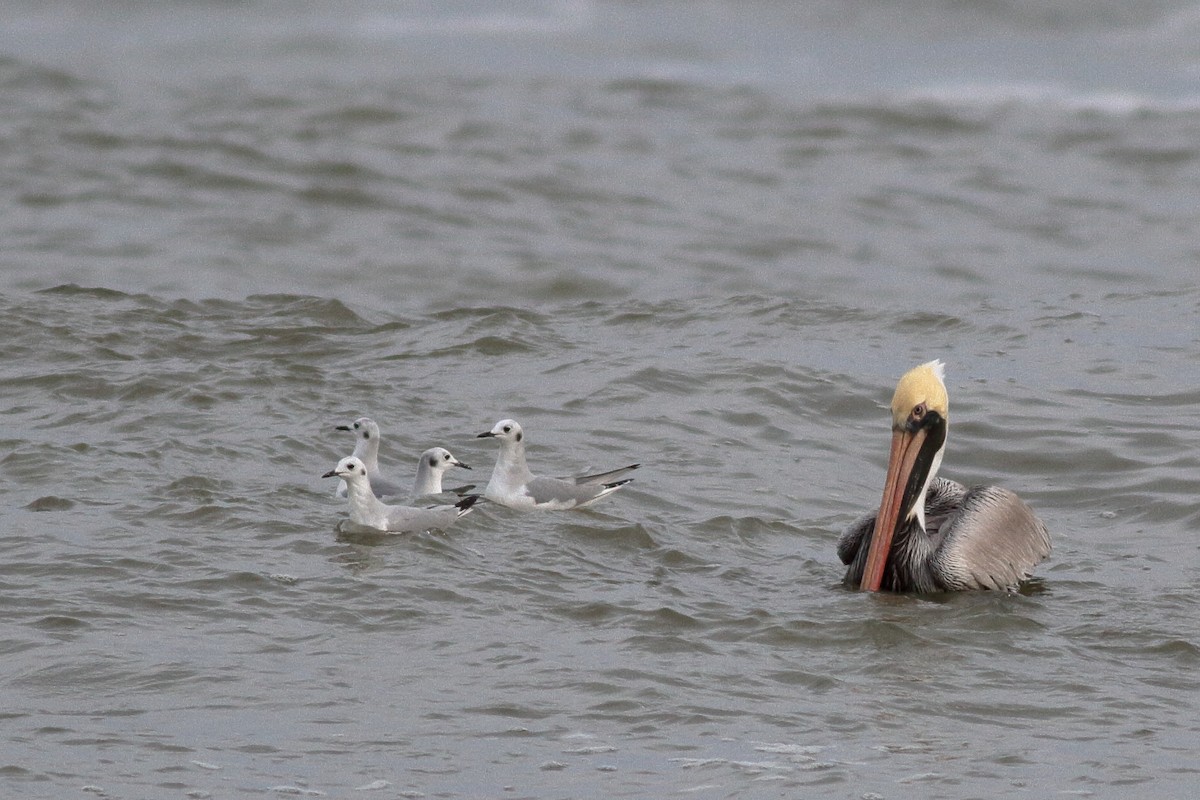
891, 359, 948, 431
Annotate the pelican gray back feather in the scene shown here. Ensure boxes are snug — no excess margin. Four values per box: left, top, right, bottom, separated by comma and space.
930, 485, 1051, 591
839, 478, 1048, 592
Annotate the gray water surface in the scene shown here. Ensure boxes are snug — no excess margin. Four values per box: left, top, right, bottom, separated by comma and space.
2, 2, 1199, 798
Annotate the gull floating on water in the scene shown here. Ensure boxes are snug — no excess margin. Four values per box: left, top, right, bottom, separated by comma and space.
323, 456, 479, 533
335, 418, 473, 501
476, 419, 638, 510
334, 417, 403, 498
412, 446, 476, 501
838, 360, 1051, 592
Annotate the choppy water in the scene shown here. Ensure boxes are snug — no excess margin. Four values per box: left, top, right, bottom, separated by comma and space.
3, 2, 1199, 798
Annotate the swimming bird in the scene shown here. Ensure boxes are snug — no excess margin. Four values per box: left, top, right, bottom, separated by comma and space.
323, 456, 479, 533
838, 360, 1050, 592
476, 419, 638, 510
334, 417, 403, 498
412, 446, 475, 500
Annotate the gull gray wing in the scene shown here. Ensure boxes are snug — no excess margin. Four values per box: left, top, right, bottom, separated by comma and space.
411, 486, 478, 505
569, 464, 641, 486
524, 476, 607, 507
930, 485, 1051, 590
382, 502, 468, 533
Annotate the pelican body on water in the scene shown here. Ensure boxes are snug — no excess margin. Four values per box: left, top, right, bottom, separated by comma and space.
839, 361, 1051, 592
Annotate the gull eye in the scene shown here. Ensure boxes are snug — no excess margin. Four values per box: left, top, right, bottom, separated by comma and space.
503, 425, 511, 433
443, 453, 451, 461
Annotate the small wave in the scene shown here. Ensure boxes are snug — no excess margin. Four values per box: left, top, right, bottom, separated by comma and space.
890, 83, 1200, 117
24, 495, 75, 512
358, 1, 594, 37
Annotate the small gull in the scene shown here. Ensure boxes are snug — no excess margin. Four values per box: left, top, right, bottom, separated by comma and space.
323, 456, 479, 533
412, 446, 476, 500
333, 417, 403, 498
476, 419, 638, 510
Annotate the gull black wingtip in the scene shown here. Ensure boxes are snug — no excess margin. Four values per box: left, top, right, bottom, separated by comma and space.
456, 494, 482, 512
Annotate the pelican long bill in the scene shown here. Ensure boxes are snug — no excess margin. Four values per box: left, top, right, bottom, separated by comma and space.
860, 427, 926, 591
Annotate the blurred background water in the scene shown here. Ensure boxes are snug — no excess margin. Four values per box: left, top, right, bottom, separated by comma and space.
1, 2, 1198, 798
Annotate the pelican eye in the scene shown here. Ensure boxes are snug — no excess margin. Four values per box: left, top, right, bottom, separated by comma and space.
911, 403, 926, 421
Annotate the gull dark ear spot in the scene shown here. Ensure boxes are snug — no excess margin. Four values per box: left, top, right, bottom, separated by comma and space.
429, 456, 438, 467
362, 431, 371, 440
516, 431, 522, 442
359, 467, 367, 476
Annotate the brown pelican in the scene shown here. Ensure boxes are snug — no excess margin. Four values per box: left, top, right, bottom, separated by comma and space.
838, 360, 1050, 592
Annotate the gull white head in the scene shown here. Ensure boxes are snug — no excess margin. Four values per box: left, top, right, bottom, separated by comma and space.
413, 446, 471, 496
423, 447, 469, 472
477, 418, 524, 446
323, 456, 369, 486
477, 419, 533, 491
336, 417, 381, 461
